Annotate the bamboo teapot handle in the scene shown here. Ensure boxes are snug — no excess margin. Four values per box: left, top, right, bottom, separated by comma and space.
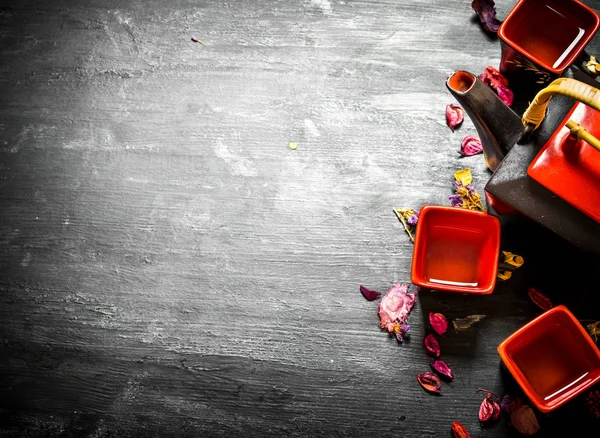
520, 78, 600, 152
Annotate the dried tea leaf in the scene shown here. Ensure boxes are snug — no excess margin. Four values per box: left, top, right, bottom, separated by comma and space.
451, 421, 471, 438
478, 392, 501, 426
527, 287, 553, 311
378, 283, 417, 333
359, 285, 381, 301
431, 359, 454, 381
417, 371, 441, 394
423, 333, 441, 358
472, 0, 501, 33
497, 86, 514, 107
429, 312, 448, 335
454, 168, 473, 186
459, 135, 483, 156
453, 315, 486, 332
446, 104, 464, 132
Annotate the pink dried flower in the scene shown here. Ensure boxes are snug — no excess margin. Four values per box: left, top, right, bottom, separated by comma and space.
459, 135, 483, 156
378, 283, 417, 333
431, 359, 454, 381
497, 86, 514, 107
359, 285, 381, 301
429, 312, 448, 335
478, 389, 501, 426
423, 333, 441, 358
446, 104, 464, 132
479, 66, 509, 89
472, 0, 502, 33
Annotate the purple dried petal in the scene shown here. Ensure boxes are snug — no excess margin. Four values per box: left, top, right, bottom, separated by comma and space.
497, 86, 514, 107
446, 104, 464, 132
465, 185, 477, 195
417, 371, 441, 394
449, 194, 463, 207
359, 285, 381, 301
431, 359, 454, 381
459, 135, 483, 156
423, 333, 441, 358
396, 331, 404, 342
378, 283, 417, 333
407, 213, 419, 226
400, 323, 410, 333
472, 0, 501, 33
501, 394, 516, 415
429, 312, 448, 335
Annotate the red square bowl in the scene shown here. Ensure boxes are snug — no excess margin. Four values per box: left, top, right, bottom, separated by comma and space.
410, 206, 501, 294
498, 306, 600, 413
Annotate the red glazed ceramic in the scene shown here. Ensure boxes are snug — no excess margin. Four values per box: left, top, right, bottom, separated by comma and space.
498, 306, 600, 413
528, 101, 600, 223
410, 206, 501, 294
498, 0, 599, 91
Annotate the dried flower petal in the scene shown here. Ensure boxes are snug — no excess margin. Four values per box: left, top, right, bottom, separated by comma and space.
497, 86, 514, 107
378, 283, 417, 333
359, 285, 381, 301
501, 395, 540, 435
587, 321, 600, 342
446, 104, 464, 132
407, 213, 419, 226
451, 421, 471, 438
191, 36, 204, 44
449, 194, 463, 207
459, 135, 483, 156
395, 323, 411, 343
431, 359, 454, 381
451, 168, 485, 212
585, 389, 600, 419
429, 312, 448, 335
472, 0, 501, 33
454, 168, 473, 186
394, 208, 418, 243
423, 333, 441, 358
453, 315, 486, 332
502, 251, 524, 268
478, 392, 501, 425
417, 371, 441, 394
479, 66, 509, 89
289, 141, 298, 150
527, 287, 553, 311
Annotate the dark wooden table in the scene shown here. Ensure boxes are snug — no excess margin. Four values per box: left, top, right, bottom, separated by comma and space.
2, 1, 600, 436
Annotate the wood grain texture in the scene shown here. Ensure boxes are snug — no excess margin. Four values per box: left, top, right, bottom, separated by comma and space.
1, 0, 600, 436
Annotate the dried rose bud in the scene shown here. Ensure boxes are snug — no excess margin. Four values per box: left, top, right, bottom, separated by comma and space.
429, 312, 448, 335
497, 86, 514, 107
451, 421, 471, 438
431, 359, 454, 381
472, 0, 501, 33
359, 285, 381, 301
527, 287, 553, 311
446, 104, 464, 132
417, 371, 441, 394
479, 392, 501, 425
378, 283, 417, 333
459, 135, 483, 156
423, 333, 441, 358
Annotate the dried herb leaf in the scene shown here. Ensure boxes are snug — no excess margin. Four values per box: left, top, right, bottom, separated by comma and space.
453, 315, 486, 332
423, 333, 441, 358
459, 135, 483, 156
478, 391, 501, 425
378, 283, 417, 333
527, 287, 553, 311
429, 312, 448, 335
501, 395, 540, 435
359, 285, 381, 301
451, 421, 471, 438
431, 359, 454, 381
417, 371, 441, 394
446, 104, 464, 132
472, 0, 501, 33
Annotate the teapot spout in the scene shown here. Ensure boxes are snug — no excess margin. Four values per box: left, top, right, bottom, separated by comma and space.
447, 71, 523, 172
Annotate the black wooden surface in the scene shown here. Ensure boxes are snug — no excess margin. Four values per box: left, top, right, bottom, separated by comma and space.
1, 1, 600, 436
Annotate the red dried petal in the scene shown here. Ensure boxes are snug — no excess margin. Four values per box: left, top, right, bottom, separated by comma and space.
472, 0, 501, 33
459, 135, 483, 156
510, 402, 540, 435
429, 312, 448, 335
479, 66, 509, 89
359, 285, 381, 301
446, 104, 464, 132
417, 371, 441, 394
431, 359, 454, 381
497, 86, 514, 107
451, 421, 471, 438
479, 393, 501, 425
423, 333, 441, 358
528, 287, 553, 311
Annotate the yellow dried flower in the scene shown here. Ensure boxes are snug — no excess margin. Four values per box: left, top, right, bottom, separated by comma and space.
454, 168, 473, 186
